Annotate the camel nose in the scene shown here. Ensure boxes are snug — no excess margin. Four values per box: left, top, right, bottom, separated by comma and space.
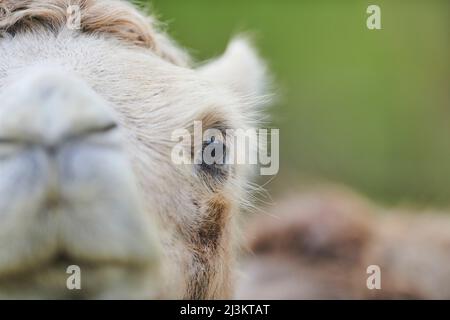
0, 66, 118, 150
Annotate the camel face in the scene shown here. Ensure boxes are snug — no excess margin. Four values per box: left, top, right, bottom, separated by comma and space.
0, 1, 269, 299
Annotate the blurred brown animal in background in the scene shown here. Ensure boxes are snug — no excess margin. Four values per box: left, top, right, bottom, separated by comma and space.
236, 188, 450, 299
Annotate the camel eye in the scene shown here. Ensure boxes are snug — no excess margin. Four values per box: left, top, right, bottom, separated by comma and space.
202, 136, 226, 166
197, 136, 229, 181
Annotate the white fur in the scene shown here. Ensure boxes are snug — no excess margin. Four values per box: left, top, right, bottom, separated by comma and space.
0, 2, 270, 299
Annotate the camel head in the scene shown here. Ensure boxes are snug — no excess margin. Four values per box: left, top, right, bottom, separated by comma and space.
0, 0, 270, 299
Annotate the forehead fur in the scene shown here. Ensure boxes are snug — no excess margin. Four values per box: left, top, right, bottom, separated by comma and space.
0, 0, 189, 66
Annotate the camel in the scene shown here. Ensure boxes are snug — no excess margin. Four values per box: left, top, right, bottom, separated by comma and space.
0, 0, 270, 299
236, 188, 450, 299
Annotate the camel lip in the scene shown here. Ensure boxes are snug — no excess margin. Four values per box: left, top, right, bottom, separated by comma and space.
0, 250, 152, 280
0, 251, 159, 299
44, 252, 153, 269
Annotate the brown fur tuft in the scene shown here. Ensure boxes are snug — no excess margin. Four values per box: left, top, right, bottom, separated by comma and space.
0, 0, 189, 66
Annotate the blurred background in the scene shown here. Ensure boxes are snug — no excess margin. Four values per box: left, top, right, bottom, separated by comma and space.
142, 1, 450, 298
145, 0, 450, 208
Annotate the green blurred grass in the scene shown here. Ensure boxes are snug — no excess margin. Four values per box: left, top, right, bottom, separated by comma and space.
146, 0, 450, 206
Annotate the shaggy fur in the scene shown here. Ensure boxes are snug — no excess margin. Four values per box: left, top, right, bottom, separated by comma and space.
0, 0, 269, 299
0, 0, 190, 66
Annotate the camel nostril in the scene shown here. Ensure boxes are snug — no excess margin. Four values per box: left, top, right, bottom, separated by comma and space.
72, 122, 119, 140
86, 122, 118, 135
0, 137, 21, 144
